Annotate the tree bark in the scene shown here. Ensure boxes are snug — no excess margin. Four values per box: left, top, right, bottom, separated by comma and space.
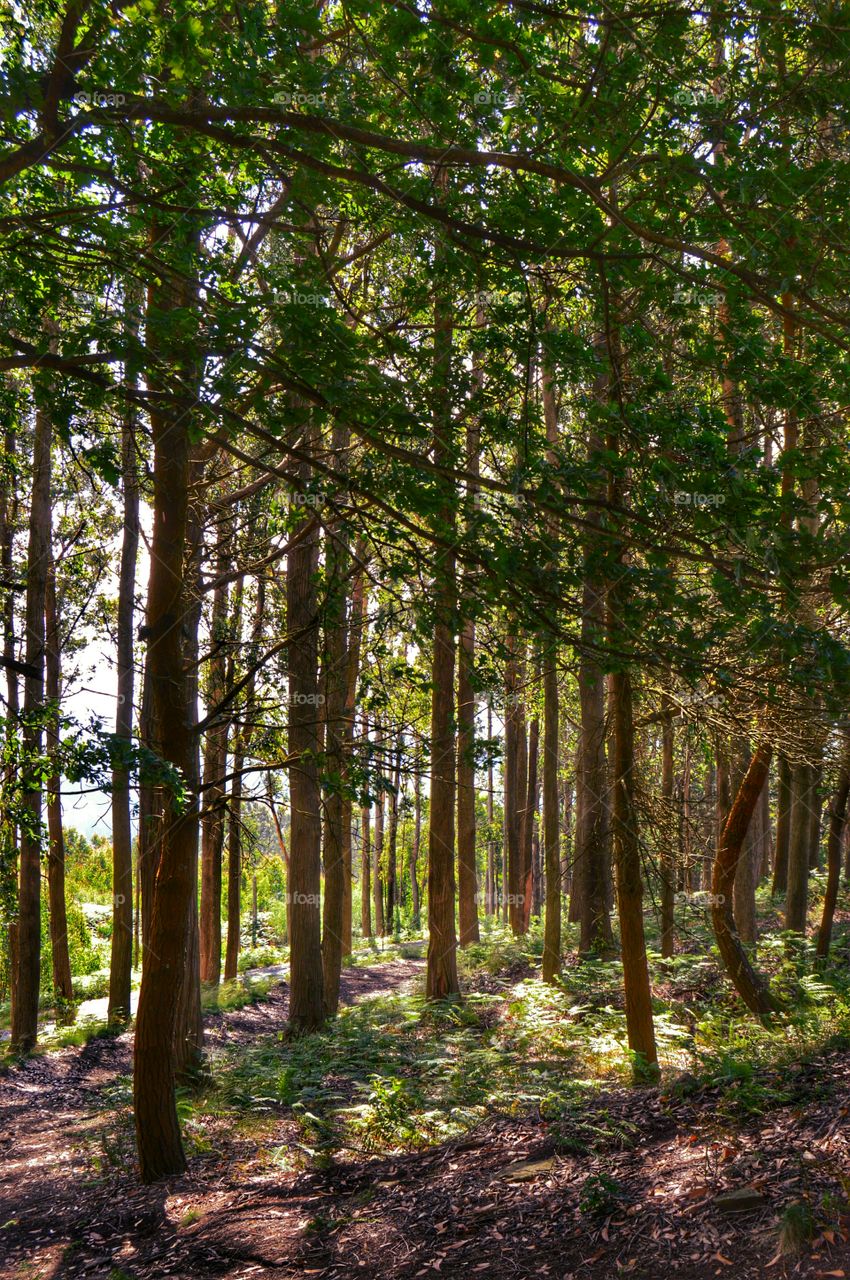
660, 705, 675, 958
45, 560, 72, 1007
785, 761, 814, 934
286, 477, 324, 1031
816, 745, 850, 960
108, 375, 139, 1024
199, 561, 230, 987
457, 617, 479, 944
11, 366, 53, 1053
711, 742, 781, 1018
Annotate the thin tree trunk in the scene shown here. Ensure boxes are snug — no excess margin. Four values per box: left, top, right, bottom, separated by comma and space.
457, 616, 479, 944
361, 802, 372, 938
711, 742, 781, 1018
199, 559, 230, 987
45, 561, 72, 1007
11, 364, 53, 1053
108, 376, 139, 1024
660, 705, 676, 957
786, 761, 814, 934
410, 759, 421, 928
816, 738, 850, 960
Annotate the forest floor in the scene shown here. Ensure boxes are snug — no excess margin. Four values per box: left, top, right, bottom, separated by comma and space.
2, 951, 850, 1280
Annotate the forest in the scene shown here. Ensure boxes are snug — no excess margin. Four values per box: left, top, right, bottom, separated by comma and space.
2, 1, 850, 1277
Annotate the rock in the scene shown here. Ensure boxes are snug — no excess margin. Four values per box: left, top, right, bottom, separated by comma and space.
498, 1157, 555, 1183
714, 1187, 766, 1214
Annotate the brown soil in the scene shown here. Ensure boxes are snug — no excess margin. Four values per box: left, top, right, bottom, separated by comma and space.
2, 959, 850, 1280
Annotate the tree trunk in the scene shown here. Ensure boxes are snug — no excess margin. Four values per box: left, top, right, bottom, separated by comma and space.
711, 742, 780, 1018
385, 738, 402, 934
373, 785, 385, 937
816, 739, 850, 960
425, 174, 459, 1001
541, 655, 561, 980
45, 561, 72, 1007
772, 759, 791, 896
785, 761, 814, 934
660, 705, 675, 958
11, 369, 53, 1053
521, 710, 539, 931
321, 474, 350, 1015
457, 616, 479, 944
610, 667, 658, 1079
361, 802, 372, 938
108, 378, 139, 1024
410, 760, 421, 928
199, 564, 230, 987
286, 475, 324, 1031
133, 239, 201, 1179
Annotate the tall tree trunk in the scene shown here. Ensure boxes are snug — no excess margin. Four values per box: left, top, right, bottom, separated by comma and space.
321, 472, 350, 1015
711, 742, 781, 1018
504, 635, 524, 934
373, 787, 385, 936
609, 667, 658, 1079
816, 738, 850, 960
286, 474, 324, 1031
360, 801, 372, 938
1, 425, 20, 1026
410, 758, 421, 928
732, 742, 758, 945
785, 762, 814, 934
521, 709, 539, 932
385, 738, 402, 934
425, 171, 459, 1000
457, 616, 479, 944
108, 374, 139, 1024
660, 705, 676, 958
45, 560, 72, 1007
223, 579, 245, 982
199, 561, 230, 987
341, 558, 365, 956
133, 233, 202, 1179
11, 364, 53, 1053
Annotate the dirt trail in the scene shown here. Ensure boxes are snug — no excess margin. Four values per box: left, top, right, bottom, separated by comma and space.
2, 960, 850, 1280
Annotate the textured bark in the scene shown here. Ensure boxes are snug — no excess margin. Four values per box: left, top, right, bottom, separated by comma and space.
425, 181, 459, 1001
199, 564, 229, 987
504, 635, 524, 934
457, 616, 479, 944
575, 655, 611, 952
45, 562, 72, 1006
785, 761, 815, 934
660, 706, 675, 958
410, 761, 421, 928
108, 380, 139, 1024
521, 711, 540, 931
321, 481, 349, 1015
732, 742, 758, 946
341, 559, 365, 956
711, 742, 780, 1018
609, 667, 658, 1079
286, 478, 324, 1031
360, 803, 372, 938
1, 426, 19, 1026
133, 242, 201, 1179
373, 783, 385, 937
11, 370, 52, 1053
223, 579, 245, 983
385, 739, 402, 933
816, 742, 850, 960
541, 656, 561, 981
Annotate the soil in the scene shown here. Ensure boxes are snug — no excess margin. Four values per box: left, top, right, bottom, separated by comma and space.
2, 959, 850, 1280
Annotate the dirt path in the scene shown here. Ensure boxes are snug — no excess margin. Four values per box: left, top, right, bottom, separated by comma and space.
2, 961, 850, 1280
